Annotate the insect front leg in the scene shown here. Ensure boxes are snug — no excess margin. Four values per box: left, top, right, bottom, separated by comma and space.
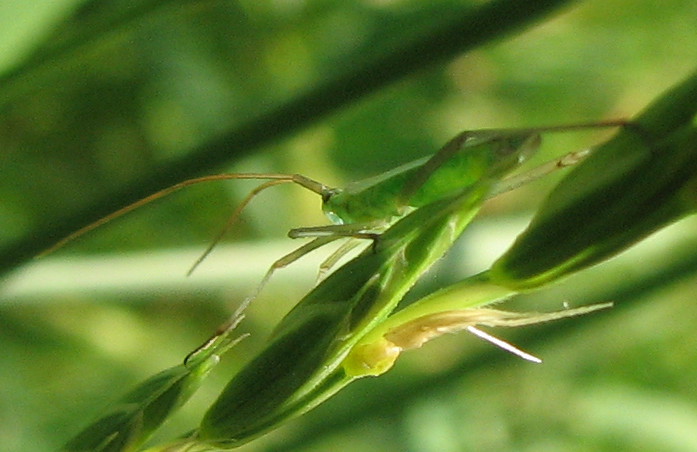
289, 221, 388, 273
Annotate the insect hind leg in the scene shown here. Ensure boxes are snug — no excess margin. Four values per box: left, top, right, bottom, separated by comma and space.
239, 236, 341, 311
240, 222, 388, 305
316, 239, 365, 283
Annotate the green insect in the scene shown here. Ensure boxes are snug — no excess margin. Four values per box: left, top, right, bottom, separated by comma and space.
187, 121, 624, 447
42, 120, 625, 306
59, 69, 697, 451
56, 119, 626, 450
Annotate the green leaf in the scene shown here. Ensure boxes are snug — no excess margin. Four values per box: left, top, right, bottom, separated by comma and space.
62, 325, 244, 452
490, 69, 697, 288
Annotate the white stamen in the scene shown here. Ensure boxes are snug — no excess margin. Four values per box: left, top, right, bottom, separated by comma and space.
466, 326, 542, 364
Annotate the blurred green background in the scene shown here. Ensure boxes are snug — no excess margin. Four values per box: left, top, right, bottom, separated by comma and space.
1, 0, 696, 450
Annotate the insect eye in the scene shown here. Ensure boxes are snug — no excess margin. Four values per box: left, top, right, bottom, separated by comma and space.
321, 188, 340, 204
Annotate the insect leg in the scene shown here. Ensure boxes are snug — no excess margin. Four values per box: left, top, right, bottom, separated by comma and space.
190, 236, 345, 355
237, 236, 341, 311
288, 221, 385, 239
488, 148, 592, 198
316, 239, 364, 283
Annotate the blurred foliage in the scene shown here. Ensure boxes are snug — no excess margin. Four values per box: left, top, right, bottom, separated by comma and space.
0, 0, 696, 451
